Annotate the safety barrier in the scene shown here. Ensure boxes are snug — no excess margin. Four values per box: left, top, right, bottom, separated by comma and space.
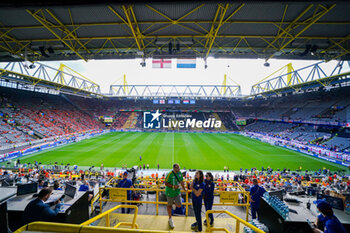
98, 184, 251, 221
14, 222, 183, 233
82, 205, 139, 229
90, 177, 114, 213
206, 210, 266, 233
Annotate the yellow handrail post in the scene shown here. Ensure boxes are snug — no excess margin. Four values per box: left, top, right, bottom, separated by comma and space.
185, 190, 189, 216
205, 210, 265, 233
99, 187, 103, 213
132, 206, 138, 229
235, 220, 240, 233
156, 189, 159, 216
246, 193, 250, 221
106, 213, 110, 227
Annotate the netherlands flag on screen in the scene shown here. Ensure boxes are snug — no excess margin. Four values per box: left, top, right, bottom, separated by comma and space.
177, 58, 196, 68
152, 59, 172, 68
183, 100, 189, 104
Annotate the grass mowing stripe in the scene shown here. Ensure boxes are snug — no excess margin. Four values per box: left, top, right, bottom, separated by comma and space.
12, 132, 348, 171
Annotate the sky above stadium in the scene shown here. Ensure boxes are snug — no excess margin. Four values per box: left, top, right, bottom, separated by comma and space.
2, 58, 341, 95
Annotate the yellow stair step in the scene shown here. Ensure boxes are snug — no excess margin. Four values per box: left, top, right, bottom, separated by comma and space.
97, 213, 244, 232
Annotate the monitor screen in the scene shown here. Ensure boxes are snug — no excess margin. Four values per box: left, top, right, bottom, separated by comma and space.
64, 184, 76, 199
17, 182, 38, 196
317, 193, 344, 211
269, 190, 283, 201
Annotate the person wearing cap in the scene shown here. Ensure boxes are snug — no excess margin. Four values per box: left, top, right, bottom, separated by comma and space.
117, 171, 134, 214
312, 200, 346, 233
249, 178, 266, 220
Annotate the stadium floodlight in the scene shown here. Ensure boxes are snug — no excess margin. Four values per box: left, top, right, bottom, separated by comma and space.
264, 61, 270, 67
140, 58, 146, 67
204, 59, 208, 69
310, 45, 318, 56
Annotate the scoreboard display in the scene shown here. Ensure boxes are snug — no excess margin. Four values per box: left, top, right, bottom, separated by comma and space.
236, 119, 247, 126
104, 116, 113, 123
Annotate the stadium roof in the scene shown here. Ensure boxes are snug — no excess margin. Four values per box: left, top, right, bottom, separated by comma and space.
0, 1, 349, 62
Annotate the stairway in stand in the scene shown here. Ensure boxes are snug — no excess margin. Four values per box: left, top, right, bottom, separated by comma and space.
122, 112, 138, 129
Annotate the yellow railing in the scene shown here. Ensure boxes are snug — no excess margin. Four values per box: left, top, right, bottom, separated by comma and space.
206, 210, 265, 233
14, 222, 183, 233
82, 205, 139, 229
90, 177, 115, 213
98, 186, 251, 221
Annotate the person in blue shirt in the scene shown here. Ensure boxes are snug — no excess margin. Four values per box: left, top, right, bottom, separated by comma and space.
312, 200, 346, 233
117, 171, 134, 213
78, 180, 90, 192
249, 178, 266, 220
21, 187, 62, 226
53, 180, 62, 190
203, 172, 215, 227
38, 179, 44, 189
191, 170, 205, 232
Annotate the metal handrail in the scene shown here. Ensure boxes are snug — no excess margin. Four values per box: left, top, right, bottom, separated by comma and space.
98, 186, 251, 221
14, 222, 183, 233
81, 205, 139, 229
206, 210, 265, 233
90, 177, 115, 213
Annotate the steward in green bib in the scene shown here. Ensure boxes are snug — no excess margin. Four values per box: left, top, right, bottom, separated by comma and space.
164, 163, 187, 229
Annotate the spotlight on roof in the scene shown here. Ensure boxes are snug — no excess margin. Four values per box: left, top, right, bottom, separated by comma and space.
140, 58, 146, 67
310, 45, 318, 56
29, 64, 36, 69
264, 61, 270, 67
204, 59, 208, 69
47, 47, 55, 54
39, 46, 49, 57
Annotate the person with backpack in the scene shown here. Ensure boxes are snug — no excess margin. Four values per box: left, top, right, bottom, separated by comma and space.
117, 171, 134, 213
249, 178, 266, 219
165, 163, 187, 229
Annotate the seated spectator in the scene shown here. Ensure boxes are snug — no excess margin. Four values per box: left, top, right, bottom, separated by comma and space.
78, 180, 90, 192
312, 200, 347, 233
53, 180, 62, 190
21, 187, 62, 226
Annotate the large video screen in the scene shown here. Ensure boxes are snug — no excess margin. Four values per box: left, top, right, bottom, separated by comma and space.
236, 119, 247, 126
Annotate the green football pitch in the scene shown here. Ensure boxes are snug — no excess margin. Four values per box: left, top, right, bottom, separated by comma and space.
16, 131, 346, 171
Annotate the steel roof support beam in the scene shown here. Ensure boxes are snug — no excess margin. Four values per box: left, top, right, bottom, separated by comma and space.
266, 4, 336, 60
205, 4, 244, 58
263, 4, 313, 53
0, 28, 37, 59
2, 20, 350, 31
144, 4, 205, 35
122, 5, 144, 51
6, 34, 350, 43
26, 9, 89, 61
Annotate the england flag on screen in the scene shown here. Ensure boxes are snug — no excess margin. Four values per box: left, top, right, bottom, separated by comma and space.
159, 100, 165, 104
152, 59, 172, 68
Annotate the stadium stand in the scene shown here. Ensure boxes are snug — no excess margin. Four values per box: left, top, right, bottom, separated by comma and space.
0, 87, 103, 150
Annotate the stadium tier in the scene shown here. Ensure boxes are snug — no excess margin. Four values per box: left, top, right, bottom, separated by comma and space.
1, 85, 350, 156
